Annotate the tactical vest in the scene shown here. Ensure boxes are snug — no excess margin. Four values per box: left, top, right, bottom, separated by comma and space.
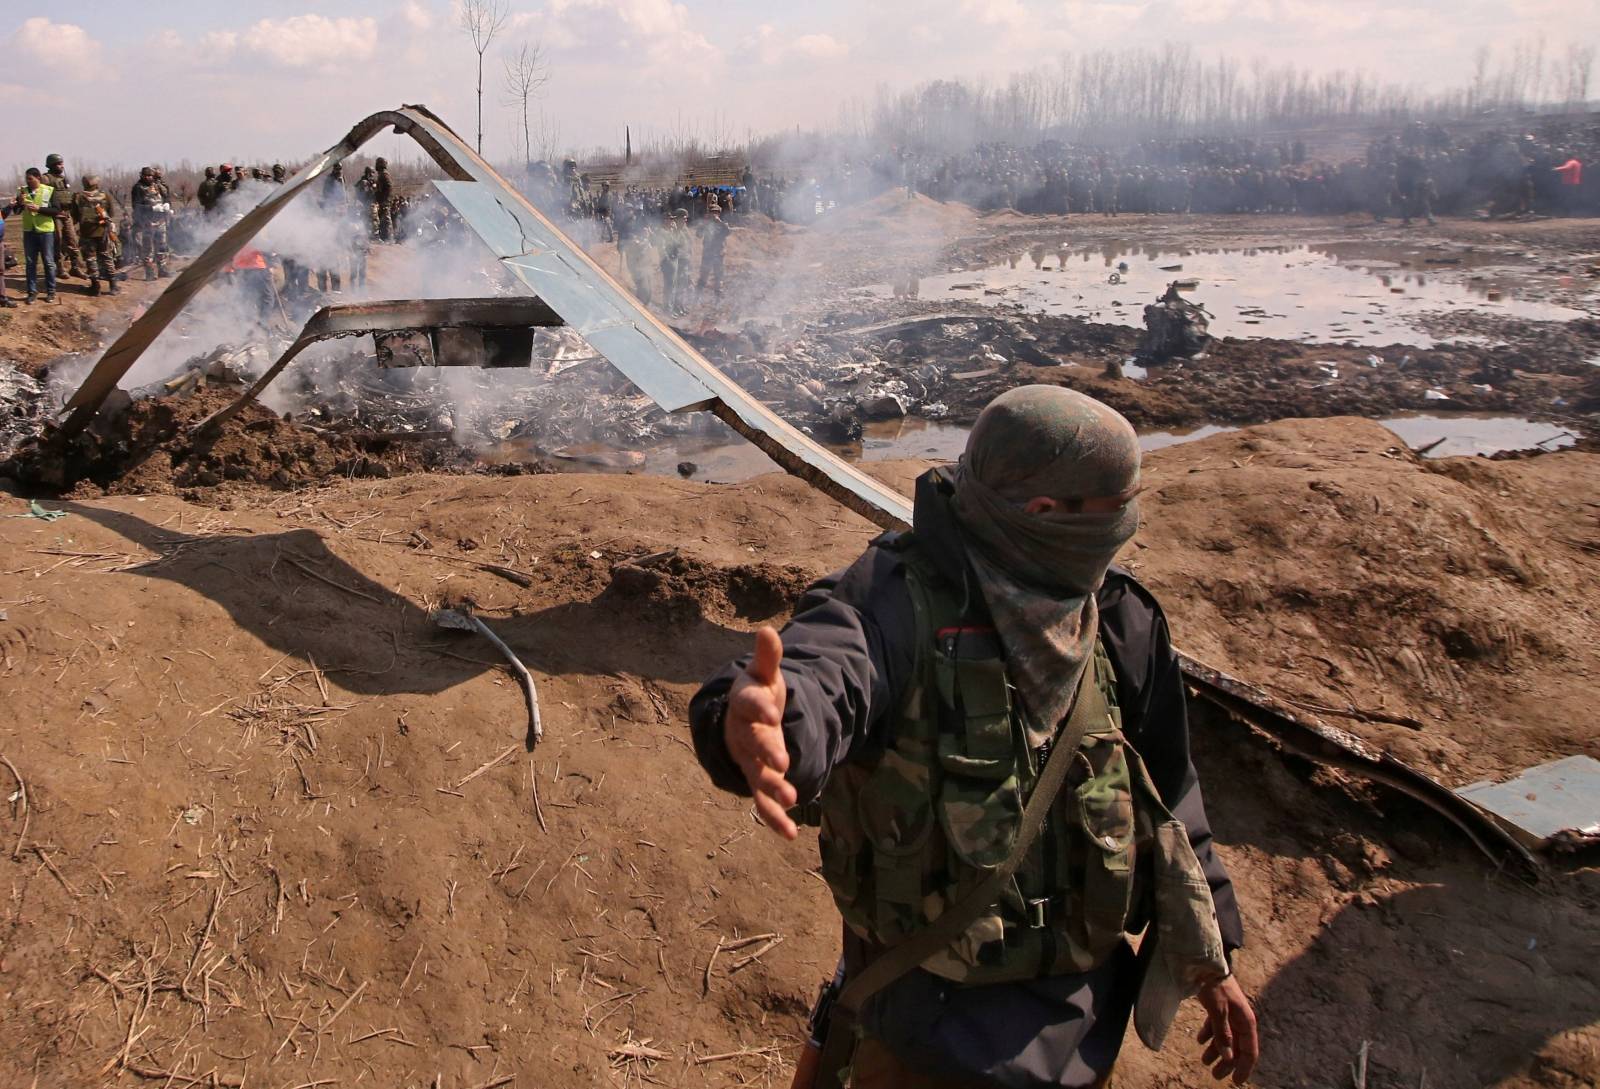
817, 542, 1230, 1003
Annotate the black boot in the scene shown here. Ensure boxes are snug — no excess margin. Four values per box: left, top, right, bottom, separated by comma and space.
88, 279, 101, 297
107, 278, 120, 296
0, 297, 15, 308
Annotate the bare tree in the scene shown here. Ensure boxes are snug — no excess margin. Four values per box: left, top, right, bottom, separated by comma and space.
460, 0, 511, 156
502, 41, 550, 168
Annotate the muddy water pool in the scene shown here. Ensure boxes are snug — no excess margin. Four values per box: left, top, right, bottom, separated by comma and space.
870, 243, 1590, 347
638, 412, 1573, 484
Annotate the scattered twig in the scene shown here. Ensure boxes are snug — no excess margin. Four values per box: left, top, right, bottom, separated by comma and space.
456, 745, 519, 790
319, 978, 368, 1033
727, 936, 783, 972
1352, 1040, 1370, 1089
0, 753, 28, 860
702, 938, 724, 996
125, 1065, 244, 1088
32, 845, 80, 898
529, 761, 547, 834
694, 1046, 783, 1064
464, 1076, 516, 1089
284, 554, 384, 605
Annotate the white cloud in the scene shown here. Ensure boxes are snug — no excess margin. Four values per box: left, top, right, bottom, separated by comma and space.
960, 0, 1029, 28
202, 30, 241, 56
747, 26, 850, 66
242, 15, 379, 69
403, 1, 436, 31
791, 34, 850, 61
546, 0, 723, 76
10, 17, 107, 80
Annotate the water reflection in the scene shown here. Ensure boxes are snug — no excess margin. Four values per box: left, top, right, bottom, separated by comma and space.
637, 412, 1574, 485
875, 243, 1587, 347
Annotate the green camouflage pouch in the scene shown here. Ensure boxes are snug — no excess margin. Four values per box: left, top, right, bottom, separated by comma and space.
934, 651, 1023, 871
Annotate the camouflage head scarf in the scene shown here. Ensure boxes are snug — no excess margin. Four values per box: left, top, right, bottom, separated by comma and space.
951, 386, 1141, 735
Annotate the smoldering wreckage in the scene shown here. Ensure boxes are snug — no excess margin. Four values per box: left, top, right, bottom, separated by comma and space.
1, 104, 1598, 1087
5, 103, 1594, 856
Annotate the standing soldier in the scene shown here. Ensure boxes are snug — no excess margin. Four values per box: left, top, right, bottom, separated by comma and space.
690, 387, 1258, 1089
130, 166, 171, 280
657, 209, 690, 316
43, 154, 87, 280
317, 162, 349, 294
72, 174, 120, 296
618, 207, 655, 306
373, 158, 394, 243
197, 166, 219, 215
695, 199, 732, 298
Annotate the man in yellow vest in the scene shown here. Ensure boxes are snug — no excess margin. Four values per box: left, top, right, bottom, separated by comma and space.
16, 167, 60, 304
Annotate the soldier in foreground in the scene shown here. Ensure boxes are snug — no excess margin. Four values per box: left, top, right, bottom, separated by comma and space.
691, 387, 1258, 1089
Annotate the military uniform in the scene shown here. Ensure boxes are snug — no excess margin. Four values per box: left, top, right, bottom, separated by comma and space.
44, 156, 86, 278
130, 171, 170, 279
73, 179, 120, 295
374, 161, 394, 242
657, 212, 690, 315
197, 168, 219, 215
696, 208, 731, 295
690, 466, 1244, 1089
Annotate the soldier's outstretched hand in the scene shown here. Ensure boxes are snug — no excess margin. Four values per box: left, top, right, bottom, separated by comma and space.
725, 626, 798, 840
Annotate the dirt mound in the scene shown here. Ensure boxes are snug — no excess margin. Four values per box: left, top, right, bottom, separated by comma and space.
4, 387, 548, 497
1129, 417, 1600, 786
1, 432, 1597, 1089
813, 190, 978, 237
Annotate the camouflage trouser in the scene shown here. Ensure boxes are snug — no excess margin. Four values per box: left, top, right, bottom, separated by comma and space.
56, 214, 85, 276
82, 235, 114, 283
849, 1038, 1112, 1089
623, 243, 653, 304
134, 220, 168, 273
375, 201, 392, 242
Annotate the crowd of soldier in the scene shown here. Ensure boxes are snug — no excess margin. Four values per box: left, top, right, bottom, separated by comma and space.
1, 154, 420, 311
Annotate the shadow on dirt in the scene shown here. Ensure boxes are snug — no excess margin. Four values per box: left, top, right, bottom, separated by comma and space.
64, 503, 770, 692
1189, 707, 1600, 1088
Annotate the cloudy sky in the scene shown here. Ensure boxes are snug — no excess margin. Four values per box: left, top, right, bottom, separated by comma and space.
5, 0, 1590, 169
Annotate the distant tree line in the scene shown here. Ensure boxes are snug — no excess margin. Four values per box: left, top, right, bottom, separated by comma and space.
835, 41, 1596, 153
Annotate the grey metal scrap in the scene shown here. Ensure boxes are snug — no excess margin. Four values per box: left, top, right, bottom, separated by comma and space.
192, 297, 564, 436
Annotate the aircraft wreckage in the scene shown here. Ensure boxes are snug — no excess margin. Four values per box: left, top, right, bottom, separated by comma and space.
53, 104, 1557, 871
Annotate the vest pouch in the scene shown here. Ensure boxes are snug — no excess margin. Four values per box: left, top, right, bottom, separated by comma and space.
933, 654, 1014, 778
854, 749, 938, 943
935, 751, 1022, 871
1071, 735, 1138, 946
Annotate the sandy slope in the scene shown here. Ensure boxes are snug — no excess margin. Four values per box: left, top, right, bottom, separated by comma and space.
1, 419, 1596, 1088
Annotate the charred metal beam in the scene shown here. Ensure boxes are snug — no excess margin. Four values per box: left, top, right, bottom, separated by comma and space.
1178, 654, 1540, 876
192, 296, 562, 436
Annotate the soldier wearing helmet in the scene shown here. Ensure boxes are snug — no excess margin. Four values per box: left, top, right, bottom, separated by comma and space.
44, 153, 87, 279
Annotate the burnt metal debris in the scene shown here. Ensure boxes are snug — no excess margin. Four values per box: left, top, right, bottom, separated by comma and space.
57, 104, 910, 530
193, 297, 563, 437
